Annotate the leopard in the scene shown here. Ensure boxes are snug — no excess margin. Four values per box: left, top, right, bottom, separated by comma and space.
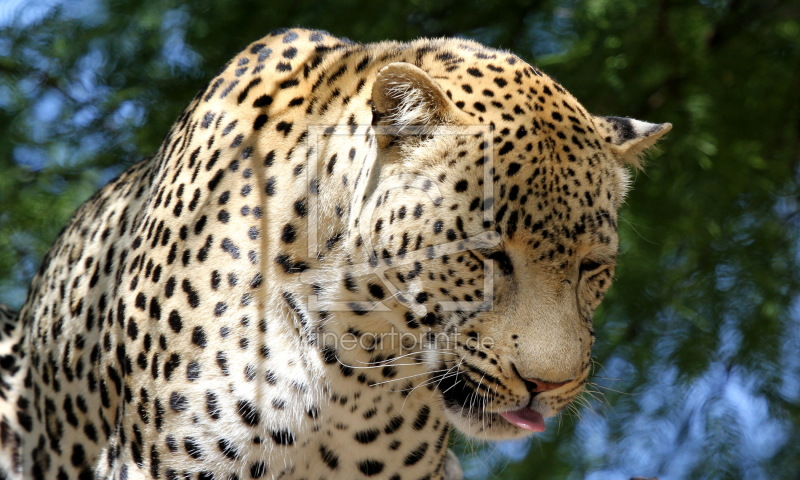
0, 28, 670, 480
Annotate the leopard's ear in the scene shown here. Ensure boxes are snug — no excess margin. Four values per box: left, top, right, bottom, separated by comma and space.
594, 116, 672, 169
371, 62, 458, 145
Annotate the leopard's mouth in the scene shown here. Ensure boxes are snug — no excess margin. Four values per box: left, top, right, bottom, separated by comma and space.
498, 407, 546, 432
435, 362, 552, 438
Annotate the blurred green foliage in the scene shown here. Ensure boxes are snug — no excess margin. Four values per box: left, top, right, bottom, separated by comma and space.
0, 0, 798, 478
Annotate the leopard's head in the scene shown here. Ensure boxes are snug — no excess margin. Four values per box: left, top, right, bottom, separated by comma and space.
357, 59, 670, 439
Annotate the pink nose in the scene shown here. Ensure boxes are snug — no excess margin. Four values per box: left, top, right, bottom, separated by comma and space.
523, 377, 571, 393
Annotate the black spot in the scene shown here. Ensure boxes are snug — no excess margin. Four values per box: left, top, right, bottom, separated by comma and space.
367, 283, 385, 299
354, 428, 380, 444
253, 95, 273, 108
186, 361, 201, 381
71, 443, 85, 467
192, 326, 207, 348
320, 445, 339, 469
248, 226, 259, 240
271, 429, 295, 445
218, 438, 238, 459
206, 391, 221, 420
127, 317, 139, 340
184, 437, 203, 459
339, 363, 354, 377
221, 238, 241, 259
216, 351, 229, 375
384, 415, 404, 434
275, 254, 309, 273
420, 312, 438, 326
454, 180, 468, 192
150, 445, 160, 477
250, 461, 267, 478
342, 273, 358, 293
283, 30, 298, 42
265, 177, 276, 196
208, 169, 224, 191
169, 310, 183, 333
320, 345, 338, 364
327, 153, 338, 174
347, 302, 369, 316
357, 459, 385, 476
149, 298, 161, 320
281, 224, 297, 243
135, 292, 146, 310
157, 443, 177, 467
253, 114, 268, 130
412, 405, 430, 430
236, 77, 263, 105
413, 204, 424, 218
182, 279, 200, 308
237, 399, 260, 426
403, 442, 429, 466
276, 121, 293, 136
164, 354, 181, 380
169, 391, 188, 412
201, 111, 215, 129
261, 152, 275, 169
404, 312, 420, 329
294, 199, 307, 217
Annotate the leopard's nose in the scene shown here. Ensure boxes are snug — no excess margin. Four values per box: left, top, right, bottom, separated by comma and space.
511, 363, 573, 394
521, 377, 572, 394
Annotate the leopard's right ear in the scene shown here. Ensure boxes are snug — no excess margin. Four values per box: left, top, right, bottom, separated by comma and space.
371, 62, 459, 146
594, 116, 672, 169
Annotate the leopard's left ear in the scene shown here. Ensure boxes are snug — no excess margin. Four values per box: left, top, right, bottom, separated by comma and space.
371, 62, 459, 145
594, 116, 672, 169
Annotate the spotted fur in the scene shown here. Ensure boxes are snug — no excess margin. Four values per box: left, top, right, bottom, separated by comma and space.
0, 28, 669, 479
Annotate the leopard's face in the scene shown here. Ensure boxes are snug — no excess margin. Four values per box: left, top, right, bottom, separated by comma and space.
426, 149, 620, 439
359, 61, 669, 440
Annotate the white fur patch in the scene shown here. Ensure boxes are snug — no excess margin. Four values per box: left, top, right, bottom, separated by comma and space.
384, 80, 435, 129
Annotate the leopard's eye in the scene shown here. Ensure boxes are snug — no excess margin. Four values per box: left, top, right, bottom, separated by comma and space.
579, 259, 603, 274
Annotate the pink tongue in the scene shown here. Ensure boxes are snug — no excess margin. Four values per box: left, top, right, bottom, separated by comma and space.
500, 408, 546, 432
